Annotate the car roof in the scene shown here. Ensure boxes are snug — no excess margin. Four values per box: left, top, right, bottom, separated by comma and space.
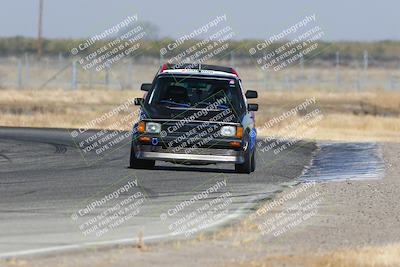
157, 63, 240, 80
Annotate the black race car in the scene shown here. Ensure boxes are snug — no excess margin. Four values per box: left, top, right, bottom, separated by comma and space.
130, 63, 258, 173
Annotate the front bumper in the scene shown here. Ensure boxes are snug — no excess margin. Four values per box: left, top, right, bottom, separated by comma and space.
134, 144, 244, 164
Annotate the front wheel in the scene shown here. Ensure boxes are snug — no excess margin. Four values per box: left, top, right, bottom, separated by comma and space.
250, 148, 256, 172
235, 139, 254, 174
129, 143, 155, 169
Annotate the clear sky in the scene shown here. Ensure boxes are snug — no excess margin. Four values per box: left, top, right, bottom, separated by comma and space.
0, 0, 399, 41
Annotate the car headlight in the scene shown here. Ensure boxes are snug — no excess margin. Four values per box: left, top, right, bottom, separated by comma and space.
145, 122, 161, 133
220, 126, 236, 137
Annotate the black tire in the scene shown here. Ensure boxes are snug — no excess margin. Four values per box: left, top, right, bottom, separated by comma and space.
250, 148, 256, 172
235, 137, 252, 174
129, 143, 155, 169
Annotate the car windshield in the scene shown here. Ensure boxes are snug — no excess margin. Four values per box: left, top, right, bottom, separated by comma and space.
148, 76, 244, 111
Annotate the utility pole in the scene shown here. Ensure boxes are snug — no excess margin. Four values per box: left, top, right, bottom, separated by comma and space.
37, 0, 44, 59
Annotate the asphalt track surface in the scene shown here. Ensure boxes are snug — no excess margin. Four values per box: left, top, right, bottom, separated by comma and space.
0, 127, 316, 258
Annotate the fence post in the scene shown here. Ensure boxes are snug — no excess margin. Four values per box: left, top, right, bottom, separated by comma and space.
24, 53, 29, 87
389, 75, 395, 90
128, 60, 133, 89
105, 66, 110, 88
362, 50, 368, 90
230, 51, 235, 67
335, 51, 340, 88
89, 68, 93, 89
17, 59, 23, 89
284, 72, 291, 90
300, 54, 304, 76
363, 50, 368, 70
263, 70, 268, 90
71, 60, 77, 90
159, 51, 164, 65
58, 52, 63, 68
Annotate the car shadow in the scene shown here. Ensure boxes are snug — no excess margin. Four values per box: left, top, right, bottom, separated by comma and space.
127, 165, 236, 174
153, 165, 236, 173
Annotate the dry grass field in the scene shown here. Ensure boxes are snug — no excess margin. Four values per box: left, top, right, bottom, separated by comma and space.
0, 89, 142, 129
231, 243, 400, 267
255, 91, 400, 142
0, 89, 399, 142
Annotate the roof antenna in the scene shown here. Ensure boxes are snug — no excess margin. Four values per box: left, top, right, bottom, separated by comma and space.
198, 63, 201, 72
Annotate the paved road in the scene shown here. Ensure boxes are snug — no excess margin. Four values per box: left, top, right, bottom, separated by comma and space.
0, 127, 315, 257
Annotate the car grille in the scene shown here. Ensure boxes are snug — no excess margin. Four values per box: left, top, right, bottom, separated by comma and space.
161, 121, 222, 135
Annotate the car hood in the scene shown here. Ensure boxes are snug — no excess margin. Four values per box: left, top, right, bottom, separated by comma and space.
141, 105, 240, 123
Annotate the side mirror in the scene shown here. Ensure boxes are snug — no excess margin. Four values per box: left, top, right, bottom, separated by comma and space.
248, 103, 258, 111
134, 98, 144, 106
141, 83, 152, 91
245, 90, 258, 99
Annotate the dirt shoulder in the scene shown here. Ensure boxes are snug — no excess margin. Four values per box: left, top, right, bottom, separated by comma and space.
259, 141, 400, 251
224, 141, 400, 267
3, 142, 399, 267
